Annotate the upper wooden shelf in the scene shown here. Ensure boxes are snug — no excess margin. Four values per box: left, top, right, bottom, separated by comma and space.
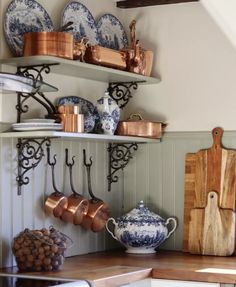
0, 56, 160, 85
117, 0, 199, 8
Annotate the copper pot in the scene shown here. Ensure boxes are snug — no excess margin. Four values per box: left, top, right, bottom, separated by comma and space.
116, 114, 165, 139
23, 32, 73, 59
61, 149, 89, 225
57, 113, 84, 133
57, 105, 80, 114
81, 200, 110, 232
81, 150, 110, 232
45, 191, 68, 218
61, 194, 89, 224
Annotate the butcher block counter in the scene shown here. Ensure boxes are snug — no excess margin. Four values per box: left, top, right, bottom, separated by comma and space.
1, 250, 236, 286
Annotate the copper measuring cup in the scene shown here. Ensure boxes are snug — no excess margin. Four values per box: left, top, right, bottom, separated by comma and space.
81, 149, 110, 232
45, 147, 68, 218
61, 149, 89, 225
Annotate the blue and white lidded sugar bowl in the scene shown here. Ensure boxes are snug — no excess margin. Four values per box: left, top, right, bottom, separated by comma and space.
106, 201, 177, 254
95, 91, 120, 135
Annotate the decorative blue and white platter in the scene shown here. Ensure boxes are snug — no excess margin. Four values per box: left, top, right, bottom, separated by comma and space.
61, 1, 99, 46
96, 13, 128, 50
4, 0, 53, 56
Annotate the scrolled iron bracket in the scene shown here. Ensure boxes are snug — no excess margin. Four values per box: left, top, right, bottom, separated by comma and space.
16, 137, 51, 195
108, 81, 144, 109
16, 64, 58, 123
107, 143, 138, 191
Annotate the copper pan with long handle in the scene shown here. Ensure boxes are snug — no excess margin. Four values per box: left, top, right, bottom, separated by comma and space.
61, 149, 89, 225
45, 147, 68, 218
81, 149, 110, 232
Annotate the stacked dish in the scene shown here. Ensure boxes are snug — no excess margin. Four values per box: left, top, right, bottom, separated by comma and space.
12, 119, 62, 131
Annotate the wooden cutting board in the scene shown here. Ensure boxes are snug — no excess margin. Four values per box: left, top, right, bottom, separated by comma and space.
183, 127, 236, 255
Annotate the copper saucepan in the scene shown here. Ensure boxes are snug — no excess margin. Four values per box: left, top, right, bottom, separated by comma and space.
45, 147, 68, 218
61, 149, 89, 225
116, 113, 166, 139
81, 149, 110, 232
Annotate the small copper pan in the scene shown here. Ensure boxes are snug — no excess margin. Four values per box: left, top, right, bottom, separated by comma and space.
81, 150, 110, 232
45, 147, 68, 217
61, 149, 89, 225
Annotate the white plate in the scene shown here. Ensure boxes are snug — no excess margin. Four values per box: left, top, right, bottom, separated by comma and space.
4, 0, 54, 56
61, 1, 99, 46
96, 14, 128, 50
12, 122, 62, 131
22, 118, 56, 123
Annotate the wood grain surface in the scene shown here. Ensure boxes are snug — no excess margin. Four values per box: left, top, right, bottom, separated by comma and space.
183, 127, 236, 255
1, 250, 236, 285
189, 192, 235, 256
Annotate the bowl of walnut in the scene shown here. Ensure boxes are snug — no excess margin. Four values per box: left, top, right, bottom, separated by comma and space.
12, 226, 72, 272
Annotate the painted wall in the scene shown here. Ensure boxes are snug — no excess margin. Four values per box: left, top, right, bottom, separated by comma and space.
201, 0, 236, 49
119, 2, 236, 132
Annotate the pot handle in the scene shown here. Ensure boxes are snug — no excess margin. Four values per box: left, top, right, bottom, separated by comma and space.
165, 217, 178, 239
106, 218, 118, 241
128, 113, 143, 121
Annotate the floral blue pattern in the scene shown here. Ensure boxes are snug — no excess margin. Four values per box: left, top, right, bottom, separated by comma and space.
96, 14, 128, 50
4, 0, 53, 56
106, 201, 178, 254
95, 92, 120, 135
61, 1, 99, 45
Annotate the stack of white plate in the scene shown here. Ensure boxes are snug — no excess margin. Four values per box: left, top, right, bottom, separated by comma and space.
12, 119, 63, 131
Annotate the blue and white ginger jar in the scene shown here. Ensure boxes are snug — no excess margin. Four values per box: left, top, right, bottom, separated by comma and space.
95, 92, 120, 135
106, 201, 177, 254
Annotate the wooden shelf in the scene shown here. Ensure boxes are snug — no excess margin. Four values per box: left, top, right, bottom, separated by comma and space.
0, 56, 160, 85
117, 0, 199, 8
0, 130, 160, 143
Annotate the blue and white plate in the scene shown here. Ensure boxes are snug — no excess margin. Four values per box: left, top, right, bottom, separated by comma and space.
61, 1, 99, 46
4, 0, 54, 56
96, 14, 128, 50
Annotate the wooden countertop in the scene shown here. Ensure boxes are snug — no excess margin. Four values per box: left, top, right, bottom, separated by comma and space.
1, 250, 236, 286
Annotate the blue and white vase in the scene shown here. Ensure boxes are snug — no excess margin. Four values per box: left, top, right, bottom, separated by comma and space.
106, 201, 178, 254
95, 92, 120, 135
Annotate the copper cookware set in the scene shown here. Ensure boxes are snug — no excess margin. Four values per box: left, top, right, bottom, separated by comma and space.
45, 147, 110, 232
23, 20, 153, 76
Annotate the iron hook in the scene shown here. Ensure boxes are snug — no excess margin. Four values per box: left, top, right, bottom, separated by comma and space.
83, 149, 92, 167
46, 146, 60, 193
47, 146, 57, 166
65, 148, 80, 196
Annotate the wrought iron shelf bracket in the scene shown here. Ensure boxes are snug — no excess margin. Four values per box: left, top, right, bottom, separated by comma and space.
108, 81, 144, 109
107, 143, 138, 191
16, 137, 51, 195
16, 64, 58, 123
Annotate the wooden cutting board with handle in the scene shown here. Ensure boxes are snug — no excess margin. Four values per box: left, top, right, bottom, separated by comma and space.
183, 127, 236, 255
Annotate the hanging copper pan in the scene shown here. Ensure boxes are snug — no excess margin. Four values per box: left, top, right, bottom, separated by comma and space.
61, 149, 89, 225
81, 150, 110, 232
